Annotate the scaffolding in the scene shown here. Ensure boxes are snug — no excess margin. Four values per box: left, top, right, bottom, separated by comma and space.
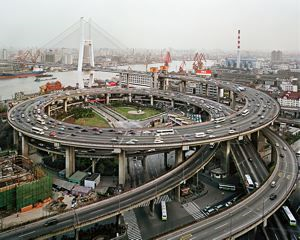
0, 155, 52, 211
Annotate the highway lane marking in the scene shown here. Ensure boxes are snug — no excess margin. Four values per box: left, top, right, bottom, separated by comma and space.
214, 223, 228, 230
242, 210, 251, 216
19, 231, 36, 238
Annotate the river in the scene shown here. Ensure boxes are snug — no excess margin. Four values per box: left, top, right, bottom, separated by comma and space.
0, 60, 215, 100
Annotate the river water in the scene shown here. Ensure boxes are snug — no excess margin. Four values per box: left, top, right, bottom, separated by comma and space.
0, 60, 215, 100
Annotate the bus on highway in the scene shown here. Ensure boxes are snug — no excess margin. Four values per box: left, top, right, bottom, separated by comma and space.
31, 127, 44, 135
282, 206, 297, 227
214, 117, 225, 123
156, 129, 174, 136
161, 200, 167, 221
241, 109, 249, 116
36, 118, 46, 125
218, 183, 236, 192
245, 174, 254, 189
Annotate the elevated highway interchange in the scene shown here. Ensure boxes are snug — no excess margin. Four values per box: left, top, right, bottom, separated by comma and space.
3, 75, 298, 239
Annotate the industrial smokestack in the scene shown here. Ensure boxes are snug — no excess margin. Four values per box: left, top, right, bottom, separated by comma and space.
236, 29, 241, 69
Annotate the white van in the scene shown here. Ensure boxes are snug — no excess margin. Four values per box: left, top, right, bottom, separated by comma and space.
270, 181, 276, 188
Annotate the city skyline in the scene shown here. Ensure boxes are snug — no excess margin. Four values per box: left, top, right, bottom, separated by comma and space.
0, 0, 299, 52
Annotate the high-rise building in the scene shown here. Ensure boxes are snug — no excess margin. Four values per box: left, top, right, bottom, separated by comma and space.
271, 50, 283, 63
2, 49, 7, 60
45, 50, 56, 63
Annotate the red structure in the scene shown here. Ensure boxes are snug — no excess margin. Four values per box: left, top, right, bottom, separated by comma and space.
163, 51, 172, 67
40, 81, 63, 94
192, 52, 206, 72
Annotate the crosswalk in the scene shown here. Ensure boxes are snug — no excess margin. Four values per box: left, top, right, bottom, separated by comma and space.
123, 210, 143, 240
137, 195, 171, 207
182, 201, 207, 220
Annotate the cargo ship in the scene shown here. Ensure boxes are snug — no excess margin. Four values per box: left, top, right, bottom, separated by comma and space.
35, 77, 57, 82
0, 67, 45, 80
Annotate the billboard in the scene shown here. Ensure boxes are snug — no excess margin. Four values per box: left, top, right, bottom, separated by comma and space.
195, 70, 212, 76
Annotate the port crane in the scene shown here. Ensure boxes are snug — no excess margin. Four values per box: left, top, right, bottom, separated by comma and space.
178, 61, 186, 74
192, 52, 206, 71
15, 50, 41, 68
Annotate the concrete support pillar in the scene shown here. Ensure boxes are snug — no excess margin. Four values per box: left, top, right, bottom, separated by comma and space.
251, 131, 265, 157
221, 141, 231, 175
75, 229, 79, 240
13, 129, 19, 149
116, 214, 121, 226
106, 93, 110, 104
126, 73, 129, 89
46, 105, 51, 116
175, 186, 181, 202
128, 93, 132, 103
118, 150, 127, 186
230, 91, 236, 109
149, 199, 155, 216
92, 159, 96, 173
21, 136, 29, 158
65, 146, 76, 178
175, 148, 183, 165
63, 99, 68, 113
216, 86, 220, 102
150, 95, 154, 106
164, 152, 168, 170
141, 157, 147, 171
171, 99, 174, 108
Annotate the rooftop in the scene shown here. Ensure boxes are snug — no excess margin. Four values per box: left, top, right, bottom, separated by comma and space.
68, 171, 88, 181
278, 91, 300, 100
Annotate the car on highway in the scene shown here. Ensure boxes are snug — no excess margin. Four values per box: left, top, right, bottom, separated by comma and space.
195, 132, 206, 138
275, 143, 280, 147
269, 193, 277, 200
43, 126, 49, 130
49, 131, 57, 137
283, 146, 287, 151
271, 181, 276, 187
44, 218, 58, 227
154, 139, 164, 144
228, 129, 236, 134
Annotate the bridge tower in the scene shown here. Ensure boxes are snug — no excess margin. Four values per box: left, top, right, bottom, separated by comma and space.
77, 17, 95, 88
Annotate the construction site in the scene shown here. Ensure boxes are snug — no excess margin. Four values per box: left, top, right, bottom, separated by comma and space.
0, 154, 52, 212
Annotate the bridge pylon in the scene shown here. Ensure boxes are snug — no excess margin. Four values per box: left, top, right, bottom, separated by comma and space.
77, 17, 95, 88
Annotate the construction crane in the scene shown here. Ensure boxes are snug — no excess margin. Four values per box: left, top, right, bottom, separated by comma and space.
178, 60, 186, 74
192, 52, 206, 72
15, 49, 41, 69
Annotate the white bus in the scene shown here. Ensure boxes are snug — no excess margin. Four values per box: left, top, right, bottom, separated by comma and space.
214, 117, 226, 124
219, 183, 236, 192
245, 174, 254, 189
32, 127, 44, 135
156, 129, 174, 136
241, 109, 249, 116
282, 206, 297, 227
161, 200, 167, 221
36, 118, 45, 125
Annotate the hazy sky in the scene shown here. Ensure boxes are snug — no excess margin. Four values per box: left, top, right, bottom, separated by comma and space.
0, 0, 299, 52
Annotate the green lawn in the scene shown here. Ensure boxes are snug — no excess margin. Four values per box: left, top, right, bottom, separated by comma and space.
111, 106, 162, 120
75, 114, 110, 128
